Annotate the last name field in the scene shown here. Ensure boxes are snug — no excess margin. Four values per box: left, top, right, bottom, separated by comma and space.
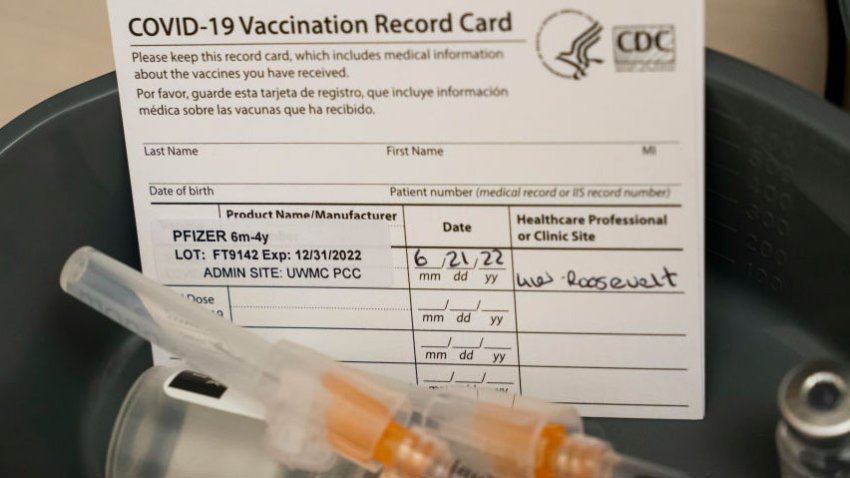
144, 145, 199, 157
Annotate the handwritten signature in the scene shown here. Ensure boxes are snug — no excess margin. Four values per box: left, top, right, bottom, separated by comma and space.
515, 271, 554, 288
516, 266, 678, 291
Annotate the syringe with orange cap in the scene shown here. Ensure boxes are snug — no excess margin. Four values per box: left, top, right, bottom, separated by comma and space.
60, 246, 686, 478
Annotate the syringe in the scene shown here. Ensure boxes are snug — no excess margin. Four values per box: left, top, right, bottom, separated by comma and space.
61, 246, 686, 478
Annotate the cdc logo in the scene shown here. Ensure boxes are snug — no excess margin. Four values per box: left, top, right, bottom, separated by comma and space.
613, 25, 675, 72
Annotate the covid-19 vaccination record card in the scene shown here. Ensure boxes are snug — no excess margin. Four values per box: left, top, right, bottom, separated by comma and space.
107, 0, 705, 419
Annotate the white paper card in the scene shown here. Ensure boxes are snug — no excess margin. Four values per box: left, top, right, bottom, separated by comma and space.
107, 0, 704, 419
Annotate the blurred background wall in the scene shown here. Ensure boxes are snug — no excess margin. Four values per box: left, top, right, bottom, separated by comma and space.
0, 0, 834, 126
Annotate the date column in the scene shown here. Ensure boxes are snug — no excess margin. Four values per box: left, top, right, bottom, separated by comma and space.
403, 205, 520, 394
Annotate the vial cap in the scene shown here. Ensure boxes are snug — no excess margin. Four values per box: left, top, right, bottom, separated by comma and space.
778, 360, 850, 439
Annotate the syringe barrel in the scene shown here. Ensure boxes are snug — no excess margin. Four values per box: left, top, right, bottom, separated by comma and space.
59, 247, 574, 476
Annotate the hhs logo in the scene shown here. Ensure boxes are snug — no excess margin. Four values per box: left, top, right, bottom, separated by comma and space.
536, 10, 604, 80
613, 25, 675, 72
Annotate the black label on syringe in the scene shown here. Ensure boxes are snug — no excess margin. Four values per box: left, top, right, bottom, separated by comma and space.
168, 370, 227, 398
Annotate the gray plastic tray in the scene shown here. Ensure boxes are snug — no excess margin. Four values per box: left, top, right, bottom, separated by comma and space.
1, 50, 849, 477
